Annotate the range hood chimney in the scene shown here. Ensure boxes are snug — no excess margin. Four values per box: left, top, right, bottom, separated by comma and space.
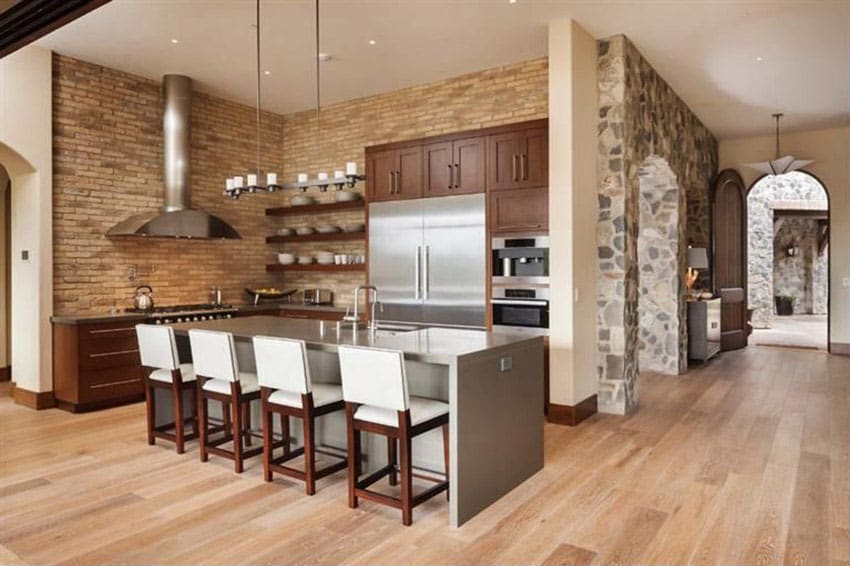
107, 74, 241, 239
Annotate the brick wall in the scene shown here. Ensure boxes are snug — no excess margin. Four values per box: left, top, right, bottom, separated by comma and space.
53, 54, 548, 313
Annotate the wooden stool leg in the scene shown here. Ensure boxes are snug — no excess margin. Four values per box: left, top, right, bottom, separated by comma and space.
145, 377, 155, 446
346, 404, 359, 508
399, 429, 413, 526
262, 400, 272, 482
442, 422, 449, 501
281, 414, 290, 456
190, 385, 199, 437
303, 410, 316, 496
199, 392, 209, 462
222, 402, 232, 441
388, 436, 398, 486
232, 395, 243, 474
173, 379, 185, 454
243, 402, 253, 447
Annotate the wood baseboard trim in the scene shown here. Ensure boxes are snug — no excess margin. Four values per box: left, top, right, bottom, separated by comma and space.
831, 342, 850, 356
12, 386, 56, 410
0, 366, 10, 382
547, 394, 598, 426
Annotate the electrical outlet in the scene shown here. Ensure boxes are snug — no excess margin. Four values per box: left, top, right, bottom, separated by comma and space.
843, 277, 850, 288
21, 250, 29, 261
499, 356, 513, 372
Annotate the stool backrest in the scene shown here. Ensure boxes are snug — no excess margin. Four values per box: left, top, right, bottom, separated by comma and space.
338, 345, 408, 411
188, 329, 239, 381
136, 324, 179, 370
253, 336, 311, 394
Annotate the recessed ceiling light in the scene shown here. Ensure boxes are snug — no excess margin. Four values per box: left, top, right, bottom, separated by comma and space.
368, 39, 376, 46
508, 0, 517, 4
318, 52, 332, 62
170, 38, 179, 44
756, 56, 763, 62
264, 70, 271, 75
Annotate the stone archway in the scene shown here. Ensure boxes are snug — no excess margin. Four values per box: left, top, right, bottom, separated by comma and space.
747, 171, 829, 329
636, 156, 686, 375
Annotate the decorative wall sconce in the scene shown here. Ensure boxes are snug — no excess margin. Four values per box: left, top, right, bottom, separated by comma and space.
786, 244, 798, 257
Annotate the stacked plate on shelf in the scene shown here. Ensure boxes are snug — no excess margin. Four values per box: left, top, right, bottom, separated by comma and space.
316, 224, 340, 234
278, 253, 295, 265
316, 251, 335, 265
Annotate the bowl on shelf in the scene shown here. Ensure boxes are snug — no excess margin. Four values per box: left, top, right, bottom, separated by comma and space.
316, 224, 340, 234
316, 252, 335, 265
295, 226, 315, 236
343, 222, 365, 233
334, 190, 361, 203
278, 253, 296, 265
297, 255, 314, 265
277, 227, 294, 236
291, 194, 316, 206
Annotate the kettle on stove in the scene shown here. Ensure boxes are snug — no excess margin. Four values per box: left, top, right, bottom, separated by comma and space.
133, 285, 154, 311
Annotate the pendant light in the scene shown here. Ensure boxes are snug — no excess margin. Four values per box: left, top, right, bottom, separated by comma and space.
744, 113, 813, 176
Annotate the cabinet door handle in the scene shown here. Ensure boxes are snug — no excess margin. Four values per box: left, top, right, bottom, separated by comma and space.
447, 164, 453, 190
88, 327, 136, 335
521, 153, 527, 181
395, 170, 401, 194
388, 171, 394, 194
89, 349, 139, 358
90, 378, 141, 389
511, 154, 518, 181
454, 163, 460, 188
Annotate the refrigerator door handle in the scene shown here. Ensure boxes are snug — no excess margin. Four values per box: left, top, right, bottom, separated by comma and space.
422, 245, 430, 301
414, 245, 421, 301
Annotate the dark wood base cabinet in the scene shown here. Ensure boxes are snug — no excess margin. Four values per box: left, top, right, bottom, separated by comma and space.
53, 321, 144, 412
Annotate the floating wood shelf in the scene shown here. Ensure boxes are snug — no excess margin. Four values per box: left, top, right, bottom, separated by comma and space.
266, 200, 365, 216
266, 231, 365, 244
266, 263, 366, 273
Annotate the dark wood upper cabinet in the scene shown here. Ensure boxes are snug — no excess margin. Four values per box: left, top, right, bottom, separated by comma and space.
488, 127, 548, 191
452, 136, 486, 194
367, 147, 423, 202
490, 187, 548, 234
423, 141, 453, 197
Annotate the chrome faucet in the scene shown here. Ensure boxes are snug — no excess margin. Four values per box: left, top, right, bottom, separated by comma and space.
345, 285, 380, 331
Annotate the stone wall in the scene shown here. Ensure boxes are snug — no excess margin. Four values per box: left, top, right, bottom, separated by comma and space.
597, 35, 717, 414
773, 216, 828, 315
52, 54, 547, 313
747, 171, 828, 326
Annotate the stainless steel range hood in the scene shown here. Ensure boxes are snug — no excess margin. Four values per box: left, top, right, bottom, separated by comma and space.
107, 75, 241, 239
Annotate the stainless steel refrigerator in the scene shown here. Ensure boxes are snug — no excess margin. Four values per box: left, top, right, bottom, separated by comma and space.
369, 194, 486, 328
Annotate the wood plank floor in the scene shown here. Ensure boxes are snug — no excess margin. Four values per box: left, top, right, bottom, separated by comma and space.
1, 346, 847, 565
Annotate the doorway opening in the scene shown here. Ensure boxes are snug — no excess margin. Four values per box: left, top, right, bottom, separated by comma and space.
636, 156, 685, 375
746, 171, 829, 350
1, 163, 9, 380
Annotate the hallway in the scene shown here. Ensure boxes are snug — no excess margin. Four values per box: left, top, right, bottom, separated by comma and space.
0, 346, 847, 565
751, 314, 829, 350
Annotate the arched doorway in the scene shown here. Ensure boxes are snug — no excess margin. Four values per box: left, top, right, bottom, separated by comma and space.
747, 171, 829, 350
636, 156, 686, 375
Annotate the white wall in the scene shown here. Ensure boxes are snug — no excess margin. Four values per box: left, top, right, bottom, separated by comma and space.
719, 127, 850, 348
0, 46, 54, 393
0, 166, 8, 369
548, 20, 599, 406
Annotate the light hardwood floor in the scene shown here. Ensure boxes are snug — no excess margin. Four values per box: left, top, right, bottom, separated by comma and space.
1, 346, 847, 565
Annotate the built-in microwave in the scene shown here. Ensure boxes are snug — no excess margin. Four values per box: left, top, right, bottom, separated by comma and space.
491, 287, 549, 330
492, 234, 549, 285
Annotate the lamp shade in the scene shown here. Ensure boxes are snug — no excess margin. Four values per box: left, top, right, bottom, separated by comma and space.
687, 247, 708, 269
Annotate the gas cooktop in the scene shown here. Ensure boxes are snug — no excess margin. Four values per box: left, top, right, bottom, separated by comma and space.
127, 303, 238, 323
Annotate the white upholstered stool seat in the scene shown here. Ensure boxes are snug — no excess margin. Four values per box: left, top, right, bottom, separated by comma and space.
136, 324, 199, 454
201, 372, 259, 395
253, 335, 348, 495
354, 397, 448, 427
267, 383, 343, 409
149, 363, 196, 383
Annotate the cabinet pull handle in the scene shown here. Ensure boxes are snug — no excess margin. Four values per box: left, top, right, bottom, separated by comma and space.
521, 153, 527, 180
448, 164, 453, 190
88, 327, 136, 335
454, 163, 460, 188
395, 170, 401, 194
89, 349, 139, 358
90, 378, 141, 389
511, 154, 518, 181
388, 171, 394, 194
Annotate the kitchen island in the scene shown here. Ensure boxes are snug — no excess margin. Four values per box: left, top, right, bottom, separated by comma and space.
169, 315, 544, 527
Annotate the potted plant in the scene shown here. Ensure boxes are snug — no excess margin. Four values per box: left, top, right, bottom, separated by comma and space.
774, 294, 795, 316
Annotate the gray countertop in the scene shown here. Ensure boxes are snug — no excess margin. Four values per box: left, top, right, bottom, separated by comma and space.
169, 315, 540, 364
51, 303, 348, 324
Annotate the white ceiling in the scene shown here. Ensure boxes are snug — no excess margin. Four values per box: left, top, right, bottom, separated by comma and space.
34, 0, 850, 139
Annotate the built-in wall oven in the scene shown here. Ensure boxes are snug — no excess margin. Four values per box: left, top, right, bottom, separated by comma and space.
492, 287, 549, 331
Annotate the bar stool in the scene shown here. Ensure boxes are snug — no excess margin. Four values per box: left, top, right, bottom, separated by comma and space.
338, 345, 449, 526
136, 324, 198, 454
189, 329, 262, 473
254, 336, 347, 495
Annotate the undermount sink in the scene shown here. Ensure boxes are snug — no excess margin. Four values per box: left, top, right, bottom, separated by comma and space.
374, 323, 421, 332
